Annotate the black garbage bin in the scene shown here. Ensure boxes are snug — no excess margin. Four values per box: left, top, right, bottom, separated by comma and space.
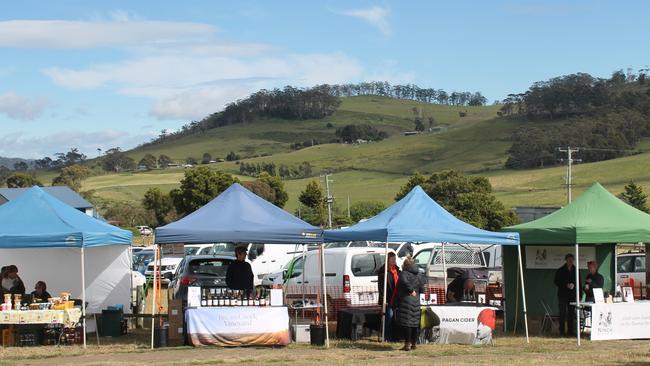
154, 325, 168, 348
309, 324, 325, 346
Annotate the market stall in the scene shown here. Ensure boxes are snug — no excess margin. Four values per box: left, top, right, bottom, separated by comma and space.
154, 183, 323, 348
503, 182, 650, 345
0, 186, 133, 347
324, 185, 525, 344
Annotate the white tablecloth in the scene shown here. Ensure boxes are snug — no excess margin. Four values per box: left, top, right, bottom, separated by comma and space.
185, 306, 290, 347
583, 301, 650, 340
423, 305, 497, 345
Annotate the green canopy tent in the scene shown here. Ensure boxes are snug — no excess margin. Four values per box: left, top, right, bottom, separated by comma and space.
503, 182, 650, 345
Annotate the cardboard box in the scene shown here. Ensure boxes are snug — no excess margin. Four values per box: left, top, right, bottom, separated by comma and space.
292, 324, 310, 343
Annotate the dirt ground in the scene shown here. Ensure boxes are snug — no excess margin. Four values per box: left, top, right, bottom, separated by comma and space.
1, 330, 649, 366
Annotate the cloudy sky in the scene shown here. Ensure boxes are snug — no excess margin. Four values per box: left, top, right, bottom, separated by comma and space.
1, 0, 649, 158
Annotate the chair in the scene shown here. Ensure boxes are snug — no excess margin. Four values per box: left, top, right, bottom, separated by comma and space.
539, 299, 559, 335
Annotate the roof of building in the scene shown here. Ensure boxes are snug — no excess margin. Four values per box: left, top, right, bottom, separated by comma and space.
0, 186, 93, 209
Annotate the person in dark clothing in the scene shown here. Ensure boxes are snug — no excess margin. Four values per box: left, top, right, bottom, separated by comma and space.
226, 246, 254, 296
554, 254, 577, 336
1, 265, 25, 297
395, 256, 425, 351
446, 277, 475, 303
30, 281, 52, 303
377, 252, 400, 341
584, 261, 604, 303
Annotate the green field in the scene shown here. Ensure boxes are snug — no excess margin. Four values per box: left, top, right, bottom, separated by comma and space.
76, 95, 650, 213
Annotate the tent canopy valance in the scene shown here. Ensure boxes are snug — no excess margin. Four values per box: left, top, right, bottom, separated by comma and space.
324, 186, 519, 245
0, 186, 132, 248
155, 183, 323, 244
503, 182, 650, 245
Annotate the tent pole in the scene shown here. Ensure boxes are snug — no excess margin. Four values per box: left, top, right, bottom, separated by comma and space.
81, 247, 87, 349
320, 243, 330, 348
442, 243, 447, 301
380, 241, 389, 342
516, 245, 529, 343
150, 244, 158, 350
575, 243, 581, 346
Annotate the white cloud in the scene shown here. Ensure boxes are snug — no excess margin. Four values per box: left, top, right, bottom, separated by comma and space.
0, 92, 48, 121
0, 19, 217, 48
0, 129, 154, 158
44, 52, 364, 120
340, 6, 391, 35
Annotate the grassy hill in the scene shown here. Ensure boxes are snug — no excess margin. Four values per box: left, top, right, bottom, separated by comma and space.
79, 95, 650, 214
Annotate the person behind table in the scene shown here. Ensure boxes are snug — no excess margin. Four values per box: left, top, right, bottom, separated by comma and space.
554, 253, 577, 336
395, 255, 425, 351
376, 252, 400, 341
584, 260, 604, 303
30, 281, 52, 303
226, 245, 254, 296
1, 265, 25, 296
446, 276, 475, 303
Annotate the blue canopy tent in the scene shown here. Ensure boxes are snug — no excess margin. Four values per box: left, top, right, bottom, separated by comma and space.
154, 183, 328, 347
0, 186, 133, 347
324, 186, 528, 342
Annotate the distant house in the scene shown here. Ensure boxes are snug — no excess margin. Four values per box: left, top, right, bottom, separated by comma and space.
403, 131, 421, 136
429, 126, 448, 134
0, 186, 95, 217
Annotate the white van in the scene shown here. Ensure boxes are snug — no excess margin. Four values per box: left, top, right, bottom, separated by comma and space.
285, 247, 395, 309
209, 243, 304, 286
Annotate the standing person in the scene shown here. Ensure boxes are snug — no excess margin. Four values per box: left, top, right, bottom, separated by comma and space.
395, 256, 425, 351
554, 254, 577, 336
583, 261, 604, 303
1, 265, 25, 297
377, 252, 400, 341
446, 276, 476, 303
226, 246, 254, 296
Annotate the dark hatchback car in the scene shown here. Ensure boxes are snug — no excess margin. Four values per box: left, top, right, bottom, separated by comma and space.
170, 255, 235, 303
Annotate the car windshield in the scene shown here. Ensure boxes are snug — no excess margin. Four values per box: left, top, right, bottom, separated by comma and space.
211, 243, 238, 256
184, 247, 200, 256
188, 258, 233, 276
368, 243, 401, 250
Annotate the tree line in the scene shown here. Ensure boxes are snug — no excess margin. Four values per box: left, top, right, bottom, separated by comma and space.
239, 161, 313, 179
502, 69, 650, 169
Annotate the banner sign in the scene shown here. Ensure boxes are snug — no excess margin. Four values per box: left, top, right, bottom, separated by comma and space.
589, 302, 650, 340
422, 306, 496, 345
525, 246, 595, 269
185, 307, 290, 346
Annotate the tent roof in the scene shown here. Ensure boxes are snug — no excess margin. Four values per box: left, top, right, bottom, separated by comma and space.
0, 186, 132, 248
504, 182, 650, 244
0, 186, 93, 209
324, 186, 519, 245
155, 183, 323, 244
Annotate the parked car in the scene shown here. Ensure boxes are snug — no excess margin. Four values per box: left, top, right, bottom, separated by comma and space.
367, 242, 439, 267
170, 255, 235, 303
324, 241, 372, 249
285, 247, 396, 309
209, 243, 304, 286
136, 226, 153, 236
145, 256, 183, 285
617, 252, 645, 288
260, 256, 304, 288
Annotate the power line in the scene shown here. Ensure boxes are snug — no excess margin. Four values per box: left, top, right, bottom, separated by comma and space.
558, 147, 580, 203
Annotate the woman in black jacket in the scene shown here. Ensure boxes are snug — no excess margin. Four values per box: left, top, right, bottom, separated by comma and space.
395, 256, 425, 351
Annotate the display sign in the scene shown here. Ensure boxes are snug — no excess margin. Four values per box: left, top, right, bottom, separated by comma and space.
423, 306, 496, 345
525, 246, 596, 269
590, 302, 650, 340
185, 306, 290, 346
187, 286, 201, 308
593, 288, 605, 303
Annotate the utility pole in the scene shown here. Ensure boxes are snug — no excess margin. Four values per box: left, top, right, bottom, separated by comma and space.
347, 194, 351, 219
323, 174, 334, 229
558, 147, 580, 203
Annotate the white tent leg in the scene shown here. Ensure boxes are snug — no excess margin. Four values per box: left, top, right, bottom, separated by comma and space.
442, 243, 447, 300
575, 243, 581, 346
150, 244, 158, 349
320, 243, 330, 348
81, 247, 87, 349
517, 245, 529, 343
380, 241, 389, 342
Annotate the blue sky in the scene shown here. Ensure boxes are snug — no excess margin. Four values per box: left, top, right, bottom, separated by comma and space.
1, 0, 649, 158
